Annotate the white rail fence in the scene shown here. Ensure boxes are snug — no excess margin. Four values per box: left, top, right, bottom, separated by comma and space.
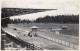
38, 34, 78, 50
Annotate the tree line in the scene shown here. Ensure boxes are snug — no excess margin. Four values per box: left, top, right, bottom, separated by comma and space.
10, 19, 31, 24
35, 15, 79, 23
10, 15, 79, 24
1, 14, 79, 27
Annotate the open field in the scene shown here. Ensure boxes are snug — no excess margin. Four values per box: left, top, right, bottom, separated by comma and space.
9, 23, 79, 37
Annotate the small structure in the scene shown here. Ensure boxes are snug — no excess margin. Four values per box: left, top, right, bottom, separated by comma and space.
52, 28, 61, 35
62, 26, 68, 29
28, 26, 39, 37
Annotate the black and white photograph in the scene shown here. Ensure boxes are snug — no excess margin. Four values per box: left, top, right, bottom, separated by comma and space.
1, 0, 79, 50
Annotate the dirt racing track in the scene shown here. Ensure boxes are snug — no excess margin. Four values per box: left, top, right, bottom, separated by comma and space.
2, 25, 79, 50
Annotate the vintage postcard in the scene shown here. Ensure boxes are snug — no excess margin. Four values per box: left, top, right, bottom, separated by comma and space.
1, 0, 79, 50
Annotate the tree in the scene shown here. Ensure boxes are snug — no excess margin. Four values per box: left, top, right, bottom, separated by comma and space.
35, 15, 79, 24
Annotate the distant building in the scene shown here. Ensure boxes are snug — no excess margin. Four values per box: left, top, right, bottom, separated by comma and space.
62, 26, 68, 29
51, 28, 61, 35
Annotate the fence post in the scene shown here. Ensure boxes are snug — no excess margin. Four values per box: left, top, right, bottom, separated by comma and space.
11, 42, 13, 49
58, 40, 61, 44
68, 43, 70, 48
1, 34, 6, 50
27, 43, 30, 50
17, 45, 21, 50
74, 45, 78, 49
52, 38, 55, 41
70, 44, 74, 48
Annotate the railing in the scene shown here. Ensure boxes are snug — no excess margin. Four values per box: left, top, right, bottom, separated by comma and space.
2, 27, 79, 50
38, 34, 78, 50
2, 30, 43, 50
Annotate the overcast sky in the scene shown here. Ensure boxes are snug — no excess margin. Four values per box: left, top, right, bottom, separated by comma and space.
2, 0, 79, 20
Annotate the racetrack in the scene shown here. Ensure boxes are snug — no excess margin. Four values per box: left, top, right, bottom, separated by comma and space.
3, 24, 79, 50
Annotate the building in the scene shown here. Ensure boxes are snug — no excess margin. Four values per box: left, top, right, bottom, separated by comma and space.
29, 26, 39, 37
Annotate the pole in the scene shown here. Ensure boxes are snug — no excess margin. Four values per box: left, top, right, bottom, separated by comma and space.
1, 34, 6, 50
